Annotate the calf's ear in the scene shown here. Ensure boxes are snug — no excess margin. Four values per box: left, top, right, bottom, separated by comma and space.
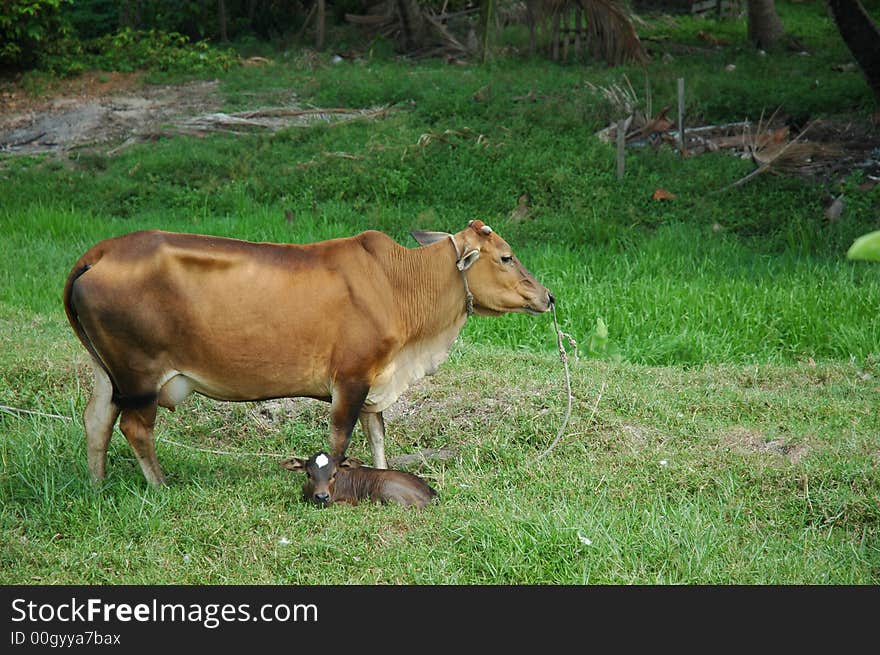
279, 457, 307, 472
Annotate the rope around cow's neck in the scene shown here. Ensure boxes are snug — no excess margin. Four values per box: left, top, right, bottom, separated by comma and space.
447, 234, 475, 317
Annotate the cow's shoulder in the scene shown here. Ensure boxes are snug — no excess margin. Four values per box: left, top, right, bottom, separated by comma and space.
354, 230, 401, 258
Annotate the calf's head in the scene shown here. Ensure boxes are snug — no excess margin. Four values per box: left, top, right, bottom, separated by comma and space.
412, 220, 554, 317
280, 452, 357, 507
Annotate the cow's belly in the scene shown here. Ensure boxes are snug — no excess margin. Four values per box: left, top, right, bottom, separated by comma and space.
156, 368, 330, 408
363, 323, 463, 413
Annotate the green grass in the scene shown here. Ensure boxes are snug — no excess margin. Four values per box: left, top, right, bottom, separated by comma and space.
2, 340, 878, 583
1, 2, 879, 584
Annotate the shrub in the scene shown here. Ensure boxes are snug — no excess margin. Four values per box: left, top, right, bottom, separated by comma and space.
83, 27, 239, 74
0, 0, 73, 70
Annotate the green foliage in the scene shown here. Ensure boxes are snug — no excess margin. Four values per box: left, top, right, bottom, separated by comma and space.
0, 0, 72, 69
62, 0, 117, 39
81, 28, 239, 74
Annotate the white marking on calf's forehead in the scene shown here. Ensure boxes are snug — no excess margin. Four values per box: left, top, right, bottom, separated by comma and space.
315, 453, 329, 468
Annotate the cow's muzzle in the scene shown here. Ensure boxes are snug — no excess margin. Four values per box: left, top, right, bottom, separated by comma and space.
526, 291, 554, 314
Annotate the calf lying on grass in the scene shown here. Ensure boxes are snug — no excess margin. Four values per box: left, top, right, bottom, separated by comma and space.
281, 452, 437, 509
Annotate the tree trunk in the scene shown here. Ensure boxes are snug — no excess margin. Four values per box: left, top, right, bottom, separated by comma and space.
317, 0, 326, 50
479, 0, 496, 63
827, 0, 880, 103
119, 0, 142, 30
218, 0, 229, 42
396, 0, 427, 52
525, 0, 538, 57
747, 0, 785, 49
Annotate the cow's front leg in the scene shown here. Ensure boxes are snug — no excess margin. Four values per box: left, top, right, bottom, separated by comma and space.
328, 381, 370, 460
359, 411, 387, 469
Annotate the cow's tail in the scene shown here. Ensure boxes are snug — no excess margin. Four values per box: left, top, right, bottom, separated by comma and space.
63, 251, 111, 381
64, 251, 158, 410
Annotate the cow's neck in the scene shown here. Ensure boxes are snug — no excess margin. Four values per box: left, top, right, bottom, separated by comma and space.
387, 239, 470, 341
362, 238, 471, 413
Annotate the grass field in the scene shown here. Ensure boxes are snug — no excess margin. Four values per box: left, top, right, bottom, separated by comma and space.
1, 1, 879, 584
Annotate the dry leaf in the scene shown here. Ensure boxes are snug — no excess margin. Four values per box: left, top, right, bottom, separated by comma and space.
652, 188, 676, 201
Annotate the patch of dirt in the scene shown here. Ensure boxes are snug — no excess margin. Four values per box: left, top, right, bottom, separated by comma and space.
0, 69, 391, 158
723, 427, 810, 464
0, 72, 222, 155
616, 422, 663, 452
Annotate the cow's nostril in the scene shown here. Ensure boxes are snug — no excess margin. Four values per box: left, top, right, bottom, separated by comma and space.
314, 492, 330, 504
548, 292, 555, 306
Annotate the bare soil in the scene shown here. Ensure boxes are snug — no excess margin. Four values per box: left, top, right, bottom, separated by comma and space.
0, 72, 222, 156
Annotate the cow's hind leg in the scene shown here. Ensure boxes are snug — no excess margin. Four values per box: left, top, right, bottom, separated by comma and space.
84, 360, 121, 482
359, 411, 387, 469
119, 401, 166, 486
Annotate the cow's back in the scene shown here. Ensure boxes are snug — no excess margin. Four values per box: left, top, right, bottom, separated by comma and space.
65, 230, 402, 403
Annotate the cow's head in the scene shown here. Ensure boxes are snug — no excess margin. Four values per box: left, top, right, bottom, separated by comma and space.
279, 452, 360, 507
412, 220, 553, 317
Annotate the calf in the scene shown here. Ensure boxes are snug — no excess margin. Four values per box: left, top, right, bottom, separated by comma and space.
281, 452, 437, 509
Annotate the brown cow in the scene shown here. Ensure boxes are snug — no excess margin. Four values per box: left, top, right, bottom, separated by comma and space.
280, 452, 437, 509
63, 220, 552, 485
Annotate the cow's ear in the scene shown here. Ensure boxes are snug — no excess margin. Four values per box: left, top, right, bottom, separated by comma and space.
458, 249, 481, 271
339, 457, 363, 469
279, 457, 307, 472
411, 230, 450, 247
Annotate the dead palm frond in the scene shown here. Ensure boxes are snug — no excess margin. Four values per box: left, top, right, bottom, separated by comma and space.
722, 114, 844, 189
540, 0, 647, 65
578, 0, 647, 65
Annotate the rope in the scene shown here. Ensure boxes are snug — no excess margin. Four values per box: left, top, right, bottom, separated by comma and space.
0, 404, 72, 421
447, 234, 475, 316
536, 303, 594, 462
1, 402, 289, 459
154, 434, 286, 459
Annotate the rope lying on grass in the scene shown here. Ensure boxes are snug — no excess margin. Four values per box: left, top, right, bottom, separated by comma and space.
0, 404, 72, 421
1, 402, 284, 459
154, 434, 284, 459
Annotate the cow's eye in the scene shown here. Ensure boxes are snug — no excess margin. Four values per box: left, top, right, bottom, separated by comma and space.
501, 255, 513, 264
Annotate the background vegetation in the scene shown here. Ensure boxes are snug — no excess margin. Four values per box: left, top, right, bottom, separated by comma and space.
1, 1, 878, 583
